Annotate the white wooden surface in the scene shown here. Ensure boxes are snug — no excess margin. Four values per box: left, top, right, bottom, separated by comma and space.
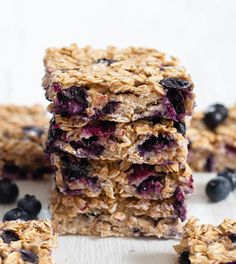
0, 173, 236, 264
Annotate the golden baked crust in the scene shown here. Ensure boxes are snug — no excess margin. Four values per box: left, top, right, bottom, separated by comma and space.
0, 220, 57, 264
174, 218, 236, 263
50, 189, 185, 238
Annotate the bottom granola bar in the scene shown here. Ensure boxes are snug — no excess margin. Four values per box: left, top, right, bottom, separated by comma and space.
50, 188, 186, 238
174, 218, 236, 263
0, 220, 57, 264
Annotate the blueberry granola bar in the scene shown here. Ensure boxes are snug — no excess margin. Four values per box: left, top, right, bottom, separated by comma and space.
0, 105, 51, 179
187, 104, 236, 172
48, 117, 188, 165
44, 44, 195, 238
43, 44, 195, 123
174, 217, 236, 263
51, 152, 193, 200
0, 220, 57, 263
50, 188, 187, 238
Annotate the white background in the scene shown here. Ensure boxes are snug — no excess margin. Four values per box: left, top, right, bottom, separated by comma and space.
1, 0, 236, 110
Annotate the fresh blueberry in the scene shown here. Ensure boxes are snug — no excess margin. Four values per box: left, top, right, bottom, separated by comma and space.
96, 58, 115, 66
206, 176, 232, 202
160, 78, 192, 90
218, 168, 236, 190
23, 126, 44, 137
3, 208, 30, 221
179, 251, 191, 264
17, 195, 41, 219
203, 104, 228, 129
174, 122, 186, 136
0, 178, 19, 204
0, 230, 19, 243
20, 249, 38, 263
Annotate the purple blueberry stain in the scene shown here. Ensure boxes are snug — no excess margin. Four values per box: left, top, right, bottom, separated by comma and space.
136, 176, 163, 196
138, 134, 173, 156
82, 121, 116, 137
53, 86, 88, 116
93, 101, 120, 119
61, 155, 101, 193
174, 187, 186, 221
70, 137, 104, 157
128, 164, 156, 185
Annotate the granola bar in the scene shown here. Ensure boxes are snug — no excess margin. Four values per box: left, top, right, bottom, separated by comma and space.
0, 105, 51, 179
48, 118, 188, 165
51, 152, 193, 200
50, 188, 187, 238
174, 217, 236, 263
187, 105, 236, 171
43, 44, 195, 123
0, 220, 57, 264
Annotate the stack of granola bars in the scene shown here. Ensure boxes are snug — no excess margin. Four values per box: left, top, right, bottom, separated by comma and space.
43, 44, 195, 238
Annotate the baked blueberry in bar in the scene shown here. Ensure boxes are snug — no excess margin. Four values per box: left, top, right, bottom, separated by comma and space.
0, 105, 52, 179
0, 220, 57, 263
43, 44, 195, 123
174, 217, 236, 263
51, 152, 193, 200
47, 118, 188, 165
187, 104, 236, 172
50, 187, 187, 237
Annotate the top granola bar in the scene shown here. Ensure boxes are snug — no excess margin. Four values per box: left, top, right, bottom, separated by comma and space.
43, 44, 195, 123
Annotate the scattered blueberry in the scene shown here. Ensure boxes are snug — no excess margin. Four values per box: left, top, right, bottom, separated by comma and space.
203, 104, 228, 130
3, 208, 30, 221
174, 122, 186, 136
160, 78, 192, 90
0, 178, 19, 204
20, 249, 38, 263
179, 251, 191, 264
218, 168, 236, 190
206, 176, 232, 202
0, 230, 19, 243
23, 126, 44, 137
17, 195, 41, 219
96, 58, 116, 66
